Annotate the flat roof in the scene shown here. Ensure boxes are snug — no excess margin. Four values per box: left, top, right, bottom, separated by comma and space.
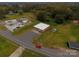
34, 23, 50, 31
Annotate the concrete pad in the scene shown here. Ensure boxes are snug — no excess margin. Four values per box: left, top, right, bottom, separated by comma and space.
9, 47, 25, 57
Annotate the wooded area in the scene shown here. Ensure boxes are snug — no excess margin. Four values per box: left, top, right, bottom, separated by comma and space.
0, 3, 79, 24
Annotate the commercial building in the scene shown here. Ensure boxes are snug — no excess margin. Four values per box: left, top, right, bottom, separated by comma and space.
34, 23, 50, 32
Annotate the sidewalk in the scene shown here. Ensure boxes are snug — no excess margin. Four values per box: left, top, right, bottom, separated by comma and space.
9, 47, 25, 57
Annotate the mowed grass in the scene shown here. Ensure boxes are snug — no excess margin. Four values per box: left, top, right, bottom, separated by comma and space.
35, 24, 77, 48
70, 24, 79, 42
0, 35, 18, 57
0, 25, 6, 30
21, 49, 46, 57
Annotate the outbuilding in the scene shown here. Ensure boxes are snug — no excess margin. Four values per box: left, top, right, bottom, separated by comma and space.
67, 41, 79, 50
34, 23, 50, 32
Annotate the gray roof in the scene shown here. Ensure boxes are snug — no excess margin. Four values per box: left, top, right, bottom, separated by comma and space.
68, 41, 79, 50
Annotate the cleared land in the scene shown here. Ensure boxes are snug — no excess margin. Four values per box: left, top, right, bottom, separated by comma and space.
34, 23, 78, 48
0, 35, 18, 57
5, 12, 39, 35
20, 48, 46, 57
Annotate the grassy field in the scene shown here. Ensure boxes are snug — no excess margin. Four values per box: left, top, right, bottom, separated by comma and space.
34, 23, 78, 48
0, 35, 18, 57
70, 24, 79, 42
0, 25, 6, 30
21, 49, 46, 57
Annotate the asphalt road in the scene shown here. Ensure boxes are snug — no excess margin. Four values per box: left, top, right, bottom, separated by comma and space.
0, 30, 79, 57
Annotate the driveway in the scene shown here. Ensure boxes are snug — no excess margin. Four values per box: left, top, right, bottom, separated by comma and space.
0, 30, 79, 57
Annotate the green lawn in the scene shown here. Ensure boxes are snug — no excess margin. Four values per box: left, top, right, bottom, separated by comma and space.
70, 24, 79, 42
0, 35, 18, 57
0, 25, 6, 30
21, 49, 46, 57
34, 24, 78, 48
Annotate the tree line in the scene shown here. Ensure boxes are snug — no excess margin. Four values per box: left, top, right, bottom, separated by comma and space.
0, 3, 79, 24
32, 4, 79, 24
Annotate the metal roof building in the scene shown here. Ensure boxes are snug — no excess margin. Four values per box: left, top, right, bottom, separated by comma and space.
34, 23, 50, 31
68, 41, 79, 50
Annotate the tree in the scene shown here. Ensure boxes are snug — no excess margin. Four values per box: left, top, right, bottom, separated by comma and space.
35, 4, 74, 24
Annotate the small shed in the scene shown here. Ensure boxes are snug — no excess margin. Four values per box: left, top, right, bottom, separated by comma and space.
34, 23, 50, 32
67, 41, 79, 50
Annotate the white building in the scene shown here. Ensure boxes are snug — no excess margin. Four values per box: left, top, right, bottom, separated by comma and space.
34, 23, 50, 32
5, 19, 29, 32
